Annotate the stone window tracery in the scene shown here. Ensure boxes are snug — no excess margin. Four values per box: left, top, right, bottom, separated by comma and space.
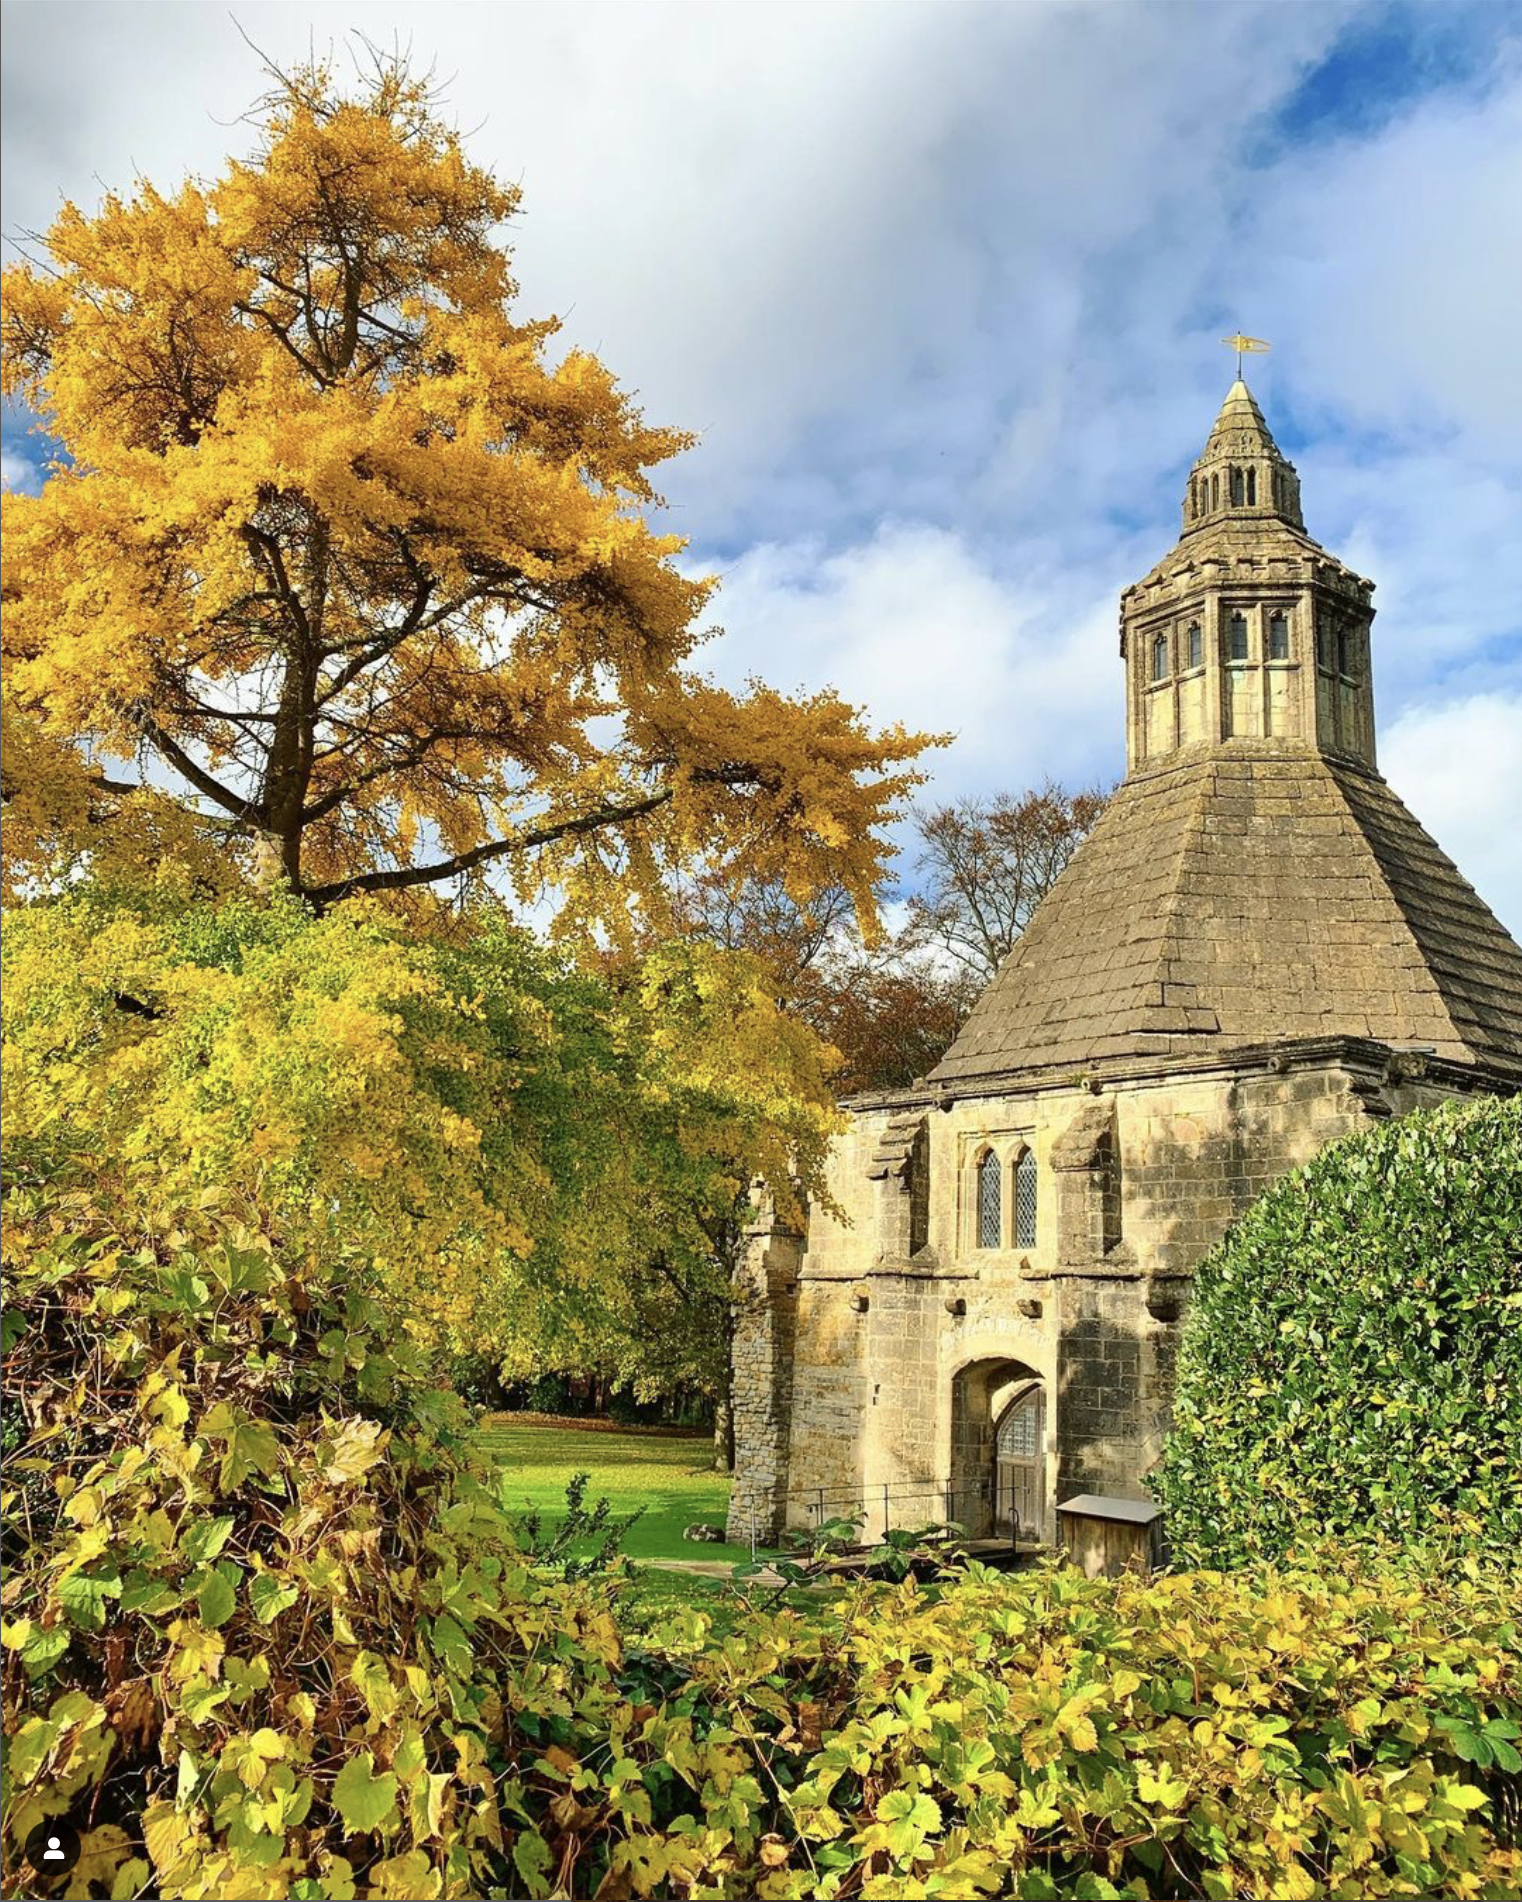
1186, 621, 1203, 670
1151, 633, 1169, 682
976, 1149, 1001, 1249
1227, 611, 1249, 662
1014, 1147, 1038, 1251
1268, 610, 1290, 660
1246, 468, 1258, 505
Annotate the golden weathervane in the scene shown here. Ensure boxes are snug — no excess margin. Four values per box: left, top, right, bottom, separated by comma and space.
1222, 332, 1271, 378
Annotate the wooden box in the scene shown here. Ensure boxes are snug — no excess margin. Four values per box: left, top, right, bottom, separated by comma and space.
1056, 1494, 1163, 1578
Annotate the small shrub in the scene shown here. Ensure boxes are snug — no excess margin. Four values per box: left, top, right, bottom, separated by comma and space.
502, 1470, 643, 1581
525, 1371, 574, 1415
1154, 1094, 1522, 1568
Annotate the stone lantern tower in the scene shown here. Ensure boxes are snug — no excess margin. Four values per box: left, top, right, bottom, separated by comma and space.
1125, 380, 1377, 772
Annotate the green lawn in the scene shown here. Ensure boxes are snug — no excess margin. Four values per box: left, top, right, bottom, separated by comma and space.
473, 1414, 764, 1564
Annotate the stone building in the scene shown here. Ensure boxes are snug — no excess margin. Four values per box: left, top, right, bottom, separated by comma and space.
727, 378, 1522, 1548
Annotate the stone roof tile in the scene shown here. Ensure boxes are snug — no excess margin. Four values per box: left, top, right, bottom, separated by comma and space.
928, 747, 1522, 1084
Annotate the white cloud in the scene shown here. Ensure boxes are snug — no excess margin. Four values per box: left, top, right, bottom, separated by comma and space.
0, 0, 1348, 533
1245, 55, 1522, 452
1, 449, 39, 493
699, 520, 1125, 821
1380, 691, 1522, 935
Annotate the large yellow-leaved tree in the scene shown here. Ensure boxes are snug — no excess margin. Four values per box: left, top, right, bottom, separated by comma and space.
1, 57, 929, 930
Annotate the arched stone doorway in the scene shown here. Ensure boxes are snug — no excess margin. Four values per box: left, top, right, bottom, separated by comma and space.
949, 1357, 1049, 1540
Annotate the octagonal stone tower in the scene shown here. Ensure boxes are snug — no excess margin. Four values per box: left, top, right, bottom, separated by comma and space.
727, 378, 1522, 1551
1127, 381, 1375, 771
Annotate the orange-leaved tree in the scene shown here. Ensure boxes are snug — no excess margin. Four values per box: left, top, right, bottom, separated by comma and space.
1, 56, 930, 932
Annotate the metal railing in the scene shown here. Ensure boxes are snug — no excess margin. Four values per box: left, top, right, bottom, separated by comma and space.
727, 1474, 1045, 1562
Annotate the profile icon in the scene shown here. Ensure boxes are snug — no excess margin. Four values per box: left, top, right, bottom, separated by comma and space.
22, 1820, 82, 1877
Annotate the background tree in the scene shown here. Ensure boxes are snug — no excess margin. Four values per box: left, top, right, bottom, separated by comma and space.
667, 778, 1110, 1097
0, 56, 928, 936
909, 779, 1110, 981
802, 953, 975, 1095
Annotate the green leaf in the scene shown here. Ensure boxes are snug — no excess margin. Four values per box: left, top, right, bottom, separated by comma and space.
180, 1515, 235, 1564
20, 1624, 70, 1677
111, 1860, 153, 1901
1, 1309, 25, 1353
429, 1613, 472, 1674
512, 1828, 554, 1899
201, 1405, 282, 1492
332, 1750, 398, 1834
197, 1561, 240, 1629
120, 1569, 183, 1615
249, 1572, 300, 1625
179, 1679, 232, 1724
58, 1567, 122, 1632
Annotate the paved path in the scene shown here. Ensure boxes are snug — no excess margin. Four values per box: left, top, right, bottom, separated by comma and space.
645, 1557, 792, 1584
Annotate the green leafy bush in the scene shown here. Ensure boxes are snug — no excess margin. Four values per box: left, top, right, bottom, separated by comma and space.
7, 1167, 1520, 1899
1153, 1094, 1522, 1568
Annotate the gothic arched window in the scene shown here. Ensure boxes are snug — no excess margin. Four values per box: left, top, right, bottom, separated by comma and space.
1229, 467, 1244, 506
1151, 633, 1170, 682
1316, 615, 1334, 671
1014, 1148, 1038, 1250
976, 1149, 1001, 1249
1338, 626, 1355, 678
1211, 473, 1220, 509
1246, 468, 1258, 506
1268, 610, 1290, 660
1227, 611, 1250, 662
1186, 621, 1203, 670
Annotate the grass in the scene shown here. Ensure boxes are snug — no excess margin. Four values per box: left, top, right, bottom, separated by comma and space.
472, 1413, 765, 1565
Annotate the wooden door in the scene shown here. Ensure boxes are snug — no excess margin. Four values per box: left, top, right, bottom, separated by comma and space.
994, 1385, 1045, 1541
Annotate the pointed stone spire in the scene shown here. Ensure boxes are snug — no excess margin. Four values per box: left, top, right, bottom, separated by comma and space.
1182, 378, 1303, 534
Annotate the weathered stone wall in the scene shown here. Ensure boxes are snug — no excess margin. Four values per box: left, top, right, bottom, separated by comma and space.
724, 1207, 802, 1545
737, 1042, 1497, 1544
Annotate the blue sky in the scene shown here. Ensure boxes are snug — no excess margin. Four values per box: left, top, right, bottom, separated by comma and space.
3, 0, 1520, 930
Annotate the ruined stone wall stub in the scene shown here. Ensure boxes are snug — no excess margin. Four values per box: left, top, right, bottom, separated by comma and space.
724, 1209, 802, 1545
778, 1281, 869, 1534
859, 1270, 942, 1530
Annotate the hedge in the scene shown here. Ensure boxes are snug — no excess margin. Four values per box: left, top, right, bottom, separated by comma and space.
3, 1182, 1521, 1898
1152, 1094, 1522, 1569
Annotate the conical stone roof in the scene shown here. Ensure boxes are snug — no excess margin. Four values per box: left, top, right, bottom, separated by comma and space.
1203, 379, 1280, 460
929, 743, 1522, 1083
928, 381, 1522, 1088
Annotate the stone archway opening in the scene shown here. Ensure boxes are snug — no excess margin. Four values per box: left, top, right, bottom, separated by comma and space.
948, 1357, 1048, 1541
